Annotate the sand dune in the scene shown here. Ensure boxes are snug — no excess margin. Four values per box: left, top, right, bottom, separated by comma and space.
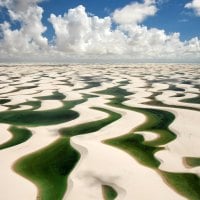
0, 64, 199, 200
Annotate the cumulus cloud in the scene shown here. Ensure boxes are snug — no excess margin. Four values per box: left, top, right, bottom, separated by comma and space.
185, 0, 200, 16
0, 0, 48, 56
0, 0, 42, 12
112, 0, 157, 25
0, 1, 199, 63
49, 5, 127, 54
48, 3, 200, 61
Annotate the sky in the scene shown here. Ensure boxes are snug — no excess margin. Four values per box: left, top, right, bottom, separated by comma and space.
0, 0, 199, 63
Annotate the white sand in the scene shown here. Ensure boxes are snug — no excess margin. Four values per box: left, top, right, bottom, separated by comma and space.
150, 83, 169, 92
0, 105, 8, 111
0, 95, 111, 199
156, 91, 200, 110
36, 100, 63, 111
0, 64, 199, 200
0, 124, 12, 145
0, 86, 17, 94
124, 88, 200, 175
0, 127, 58, 200
135, 131, 159, 142
65, 104, 185, 200
155, 108, 200, 174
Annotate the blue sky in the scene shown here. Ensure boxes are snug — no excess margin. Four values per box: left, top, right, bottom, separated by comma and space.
0, 0, 199, 63
39, 0, 200, 41
0, 0, 199, 41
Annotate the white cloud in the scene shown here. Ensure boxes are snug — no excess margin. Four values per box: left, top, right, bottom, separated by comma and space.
0, 2, 199, 63
0, 0, 48, 55
0, 0, 42, 11
49, 5, 127, 54
185, 0, 200, 16
48, 4, 200, 60
112, 0, 157, 25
